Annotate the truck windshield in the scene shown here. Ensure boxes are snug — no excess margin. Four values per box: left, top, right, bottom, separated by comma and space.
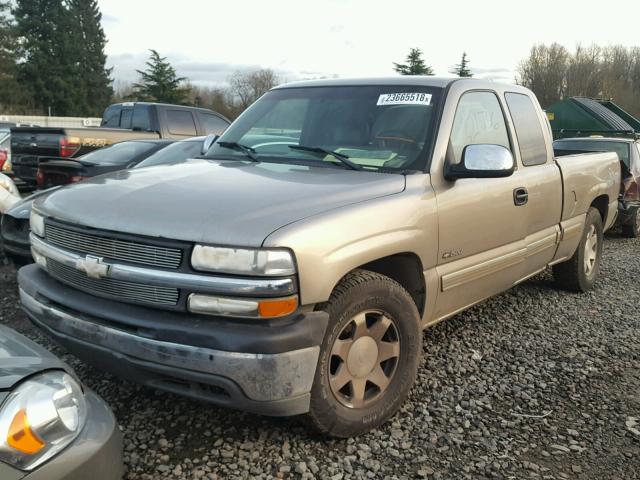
206, 85, 442, 172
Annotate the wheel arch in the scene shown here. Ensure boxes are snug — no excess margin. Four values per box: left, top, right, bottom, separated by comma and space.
327, 252, 426, 317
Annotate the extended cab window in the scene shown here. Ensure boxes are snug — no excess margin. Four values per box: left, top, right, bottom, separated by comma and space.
198, 113, 229, 135
449, 91, 510, 164
132, 105, 152, 131
120, 107, 133, 129
167, 110, 197, 136
505, 93, 547, 166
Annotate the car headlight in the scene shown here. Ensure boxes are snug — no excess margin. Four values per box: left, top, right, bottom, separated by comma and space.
191, 245, 295, 276
0, 173, 18, 195
0, 370, 87, 471
29, 210, 45, 237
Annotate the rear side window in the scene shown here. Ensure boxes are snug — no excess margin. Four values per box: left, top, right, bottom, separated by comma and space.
449, 91, 511, 164
132, 105, 152, 131
102, 105, 122, 127
167, 110, 197, 136
198, 113, 229, 135
504, 93, 547, 166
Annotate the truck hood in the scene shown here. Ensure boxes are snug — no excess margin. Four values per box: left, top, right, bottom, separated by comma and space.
0, 325, 68, 391
36, 159, 406, 246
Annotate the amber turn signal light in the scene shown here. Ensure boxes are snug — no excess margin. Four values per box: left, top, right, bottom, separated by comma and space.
258, 297, 298, 318
7, 409, 45, 455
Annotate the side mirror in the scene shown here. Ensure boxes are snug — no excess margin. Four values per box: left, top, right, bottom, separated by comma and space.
202, 134, 219, 155
445, 144, 515, 181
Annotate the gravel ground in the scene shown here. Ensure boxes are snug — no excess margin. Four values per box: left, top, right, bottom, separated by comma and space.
1, 231, 638, 480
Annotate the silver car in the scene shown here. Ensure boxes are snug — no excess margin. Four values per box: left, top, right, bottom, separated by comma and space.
0, 325, 122, 479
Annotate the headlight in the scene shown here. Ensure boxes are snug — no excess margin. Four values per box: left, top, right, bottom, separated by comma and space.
29, 210, 45, 237
191, 245, 295, 276
0, 371, 87, 470
0, 173, 18, 195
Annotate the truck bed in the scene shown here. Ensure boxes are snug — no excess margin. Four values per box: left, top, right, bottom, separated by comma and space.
555, 151, 620, 228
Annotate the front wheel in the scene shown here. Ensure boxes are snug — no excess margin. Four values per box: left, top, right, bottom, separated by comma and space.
552, 207, 603, 292
307, 270, 421, 438
622, 207, 640, 238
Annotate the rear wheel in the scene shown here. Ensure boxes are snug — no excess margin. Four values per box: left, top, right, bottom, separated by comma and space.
308, 270, 421, 438
622, 207, 640, 238
553, 207, 603, 292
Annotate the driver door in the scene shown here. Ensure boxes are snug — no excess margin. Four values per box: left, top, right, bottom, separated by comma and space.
431, 90, 528, 320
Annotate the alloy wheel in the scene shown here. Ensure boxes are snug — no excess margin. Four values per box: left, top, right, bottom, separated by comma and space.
328, 310, 400, 408
584, 224, 598, 276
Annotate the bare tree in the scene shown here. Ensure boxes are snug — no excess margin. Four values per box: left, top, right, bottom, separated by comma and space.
565, 44, 602, 98
228, 68, 279, 111
516, 43, 569, 108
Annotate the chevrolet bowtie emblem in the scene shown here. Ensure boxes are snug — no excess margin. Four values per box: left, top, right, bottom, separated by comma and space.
75, 255, 110, 279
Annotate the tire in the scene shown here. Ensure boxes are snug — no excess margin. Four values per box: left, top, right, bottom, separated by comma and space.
552, 207, 603, 292
307, 269, 421, 438
621, 207, 640, 238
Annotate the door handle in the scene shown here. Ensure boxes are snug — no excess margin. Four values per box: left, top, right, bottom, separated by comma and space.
513, 187, 529, 206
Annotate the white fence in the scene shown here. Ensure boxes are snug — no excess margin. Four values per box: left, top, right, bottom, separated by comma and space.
0, 115, 102, 128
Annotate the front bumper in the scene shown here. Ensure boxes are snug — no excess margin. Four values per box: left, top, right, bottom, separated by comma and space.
18, 264, 328, 417
0, 391, 122, 480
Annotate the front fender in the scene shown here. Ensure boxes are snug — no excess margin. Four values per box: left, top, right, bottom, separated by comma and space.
263, 178, 438, 306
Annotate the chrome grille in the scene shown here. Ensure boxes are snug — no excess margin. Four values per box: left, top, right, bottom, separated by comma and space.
44, 223, 183, 269
47, 259, 179, 307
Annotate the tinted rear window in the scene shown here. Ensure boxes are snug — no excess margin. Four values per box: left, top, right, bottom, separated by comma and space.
135, 139, 203, 168
505, 93, 547, 166
553, 139, 630, 168
167, 110, 197, 136
78, 142, 163, 165
198, 113, 229, 135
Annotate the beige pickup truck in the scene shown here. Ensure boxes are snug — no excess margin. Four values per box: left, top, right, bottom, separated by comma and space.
19, 78, 620, 437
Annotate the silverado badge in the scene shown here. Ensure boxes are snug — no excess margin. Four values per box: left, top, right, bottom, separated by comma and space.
75, 255, 110, 279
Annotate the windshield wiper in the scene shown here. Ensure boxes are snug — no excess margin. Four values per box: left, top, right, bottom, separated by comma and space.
288, 145, 362, 171
216, 141, 259, 161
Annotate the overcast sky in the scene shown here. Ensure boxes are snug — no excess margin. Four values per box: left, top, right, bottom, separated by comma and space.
100, 0, 640, 88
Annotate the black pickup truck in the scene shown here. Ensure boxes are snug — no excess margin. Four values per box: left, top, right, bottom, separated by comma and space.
10, 102, 229, 191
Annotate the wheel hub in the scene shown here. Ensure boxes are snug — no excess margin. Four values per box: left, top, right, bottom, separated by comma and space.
328, 310, 400, 409
584, 224, 598, 276
346, 336, 379, 377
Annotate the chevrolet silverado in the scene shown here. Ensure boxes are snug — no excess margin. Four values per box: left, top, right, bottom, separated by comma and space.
18, 78, 620, 437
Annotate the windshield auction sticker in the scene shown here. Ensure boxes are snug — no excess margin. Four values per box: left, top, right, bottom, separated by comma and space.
377, 93, 432, 106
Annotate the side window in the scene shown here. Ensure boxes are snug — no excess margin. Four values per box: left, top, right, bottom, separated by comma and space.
505, 93, 548, 166
198, 113, 229, 135
120, 107, 133, 129
132, 105, 152, 131
449, 91, 510, 164
167, 110, 197, 136
102, 105, 122, 127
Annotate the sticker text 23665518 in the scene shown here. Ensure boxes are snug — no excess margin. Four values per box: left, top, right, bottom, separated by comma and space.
377, 92, 432, 106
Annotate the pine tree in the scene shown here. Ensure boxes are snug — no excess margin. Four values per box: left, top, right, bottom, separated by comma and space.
393, 48, 434, 76
14, 0, 81, 115
0, 2, 25, 112
450, 52, 473, 77
131, 50, 189, 104
68, 0, 113, 116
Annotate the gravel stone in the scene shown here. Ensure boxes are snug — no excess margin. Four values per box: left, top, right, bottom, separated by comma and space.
1, 231, 638, 479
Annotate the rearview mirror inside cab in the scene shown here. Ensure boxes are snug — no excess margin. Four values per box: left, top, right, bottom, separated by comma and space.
445, 144, 515, 181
